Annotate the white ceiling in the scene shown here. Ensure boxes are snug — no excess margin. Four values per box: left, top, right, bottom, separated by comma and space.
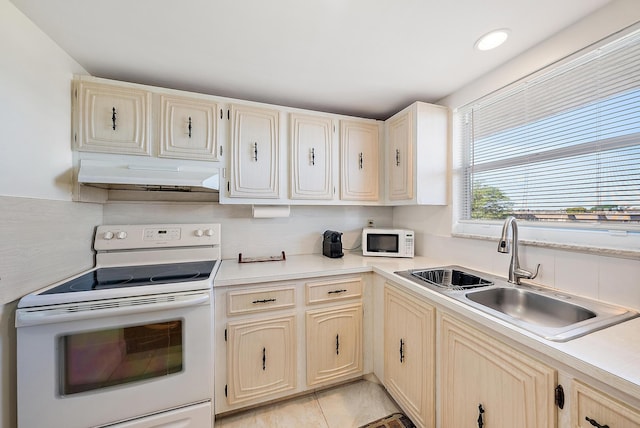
11, 0, 611, 119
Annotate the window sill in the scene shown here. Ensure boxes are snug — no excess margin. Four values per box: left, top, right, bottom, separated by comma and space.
452, 222, 640, 260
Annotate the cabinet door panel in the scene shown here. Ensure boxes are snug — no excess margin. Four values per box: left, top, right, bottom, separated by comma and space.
573, 380, 640, 428
340, 120, 379, 201
384, 285, 434, 428
306, 303, 363, 386
77, 82, 150, 155
387, 110, 414, 200
226, 315, 296, 404
159, 95, 218, 160
230, 105, 279, 198
440, 313, 555, 428
290, 113, 333, 199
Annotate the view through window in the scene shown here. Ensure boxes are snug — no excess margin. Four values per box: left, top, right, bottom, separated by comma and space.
459, 28, 640, 226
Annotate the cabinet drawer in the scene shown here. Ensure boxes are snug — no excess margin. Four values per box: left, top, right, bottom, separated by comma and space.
306, 277, 362, 305
573, 380, 640, 428
227, 286, 296, 316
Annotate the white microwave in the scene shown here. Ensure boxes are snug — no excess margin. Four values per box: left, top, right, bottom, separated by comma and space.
362, 228, 414, 258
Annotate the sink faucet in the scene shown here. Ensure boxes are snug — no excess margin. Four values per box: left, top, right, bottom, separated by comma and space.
498, 216, 540, 284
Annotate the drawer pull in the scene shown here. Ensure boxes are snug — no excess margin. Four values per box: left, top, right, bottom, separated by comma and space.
336, 334, 340, 355
188, 116, 192, 138
399, 338, 404, 363
328, 289, 347, 295
262, 347, 266, 370
252, 298, 276, 304
112, 107, 117, 130
477, 404, 485, 428
585, 417, 609, 428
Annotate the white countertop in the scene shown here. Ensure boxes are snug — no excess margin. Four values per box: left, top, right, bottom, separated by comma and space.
215, 252, 640, 405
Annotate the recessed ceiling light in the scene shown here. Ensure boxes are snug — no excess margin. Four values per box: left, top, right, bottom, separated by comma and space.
475, 29, 510, 51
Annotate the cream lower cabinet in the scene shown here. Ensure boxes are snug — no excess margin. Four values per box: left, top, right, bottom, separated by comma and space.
384, 283, 435, 428
439, 312, 556, 428
306, 303, 363, 386
226, 315, 297, 405
216, 274, 367, 416
572, 380, 640, 428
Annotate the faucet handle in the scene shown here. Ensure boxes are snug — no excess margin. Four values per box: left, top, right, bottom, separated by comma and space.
515, 264, 541, 281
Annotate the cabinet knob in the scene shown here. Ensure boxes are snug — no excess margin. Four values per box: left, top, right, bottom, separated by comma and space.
477, 404, 485, 428
359, 152, 363, 169
396, 148, 400, 166
253, 142, 258, 161
112, 107, 117, 130
188, 116, 192, 138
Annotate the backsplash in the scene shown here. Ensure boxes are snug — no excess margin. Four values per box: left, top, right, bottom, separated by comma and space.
103, 202, 393, 260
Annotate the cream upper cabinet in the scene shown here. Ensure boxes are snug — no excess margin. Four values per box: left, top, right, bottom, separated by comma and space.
572, 380, 640, 428
306, 303, 363, 387
384, 283, 435, 428
384, 102, 448, 205
226, 315, 297, 405
229, 104, 280, 199
74, 80, 151, 155
340, 119, 381, 201
289, 113, 334, 200
439, 312, 556, 428
158, 94, 219, 161
386, 108, 414, 201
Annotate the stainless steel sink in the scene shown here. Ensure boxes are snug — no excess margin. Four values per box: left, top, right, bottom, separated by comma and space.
395, 265, 639, 342
465, 287, 596, 328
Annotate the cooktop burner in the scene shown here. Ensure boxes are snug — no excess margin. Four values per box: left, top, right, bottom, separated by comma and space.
41, 260, 217, 294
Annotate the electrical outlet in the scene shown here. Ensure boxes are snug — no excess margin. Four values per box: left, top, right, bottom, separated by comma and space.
367, 219, 374, 228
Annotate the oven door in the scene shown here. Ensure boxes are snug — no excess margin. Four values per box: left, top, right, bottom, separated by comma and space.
16, 290, 213, 428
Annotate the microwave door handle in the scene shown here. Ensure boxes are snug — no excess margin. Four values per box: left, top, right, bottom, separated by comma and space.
15, 293, 210, 328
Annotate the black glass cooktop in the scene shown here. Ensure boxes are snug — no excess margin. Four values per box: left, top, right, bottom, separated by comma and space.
42, 260, 217, 294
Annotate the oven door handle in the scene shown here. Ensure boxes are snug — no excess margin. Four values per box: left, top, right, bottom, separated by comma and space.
16, 292, 210, 327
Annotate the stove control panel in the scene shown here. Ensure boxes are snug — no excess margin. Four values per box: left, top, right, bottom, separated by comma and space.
94, 224, 221, 251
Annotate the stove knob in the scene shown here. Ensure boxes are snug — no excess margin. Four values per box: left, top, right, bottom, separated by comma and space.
206, 228, 215, 237
104, 231, 114, 240
116, 231, 128, 240
195, 229, 204, 237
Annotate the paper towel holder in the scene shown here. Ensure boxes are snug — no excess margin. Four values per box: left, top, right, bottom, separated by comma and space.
252, 205, 291, 218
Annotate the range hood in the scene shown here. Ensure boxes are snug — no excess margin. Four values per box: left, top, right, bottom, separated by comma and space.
77, 159, 219, 192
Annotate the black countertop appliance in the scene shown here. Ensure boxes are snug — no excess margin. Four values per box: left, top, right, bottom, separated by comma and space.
322, 230, 344, 258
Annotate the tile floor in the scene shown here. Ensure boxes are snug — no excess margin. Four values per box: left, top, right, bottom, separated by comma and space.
214, 379, 402, 428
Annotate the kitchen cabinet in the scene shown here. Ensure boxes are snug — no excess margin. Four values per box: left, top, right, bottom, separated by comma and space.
384, 283, 435, 428
384, 101, 448, 205
306, 303, 363, 386
226, 315, 297, 405
340, 119, 381, 201
439, 312, 556, 428
228, 104, 280, 199
158, 94, 219, 161
289, 113, 334, 200
215, 274, 368, 414
74, 80, 151, 155
572, 380, 640, 428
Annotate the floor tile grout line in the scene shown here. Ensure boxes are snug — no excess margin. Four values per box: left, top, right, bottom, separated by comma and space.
313, 389, 332, 428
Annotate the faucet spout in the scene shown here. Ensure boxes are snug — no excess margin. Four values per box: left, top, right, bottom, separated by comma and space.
497, 216, 540, 284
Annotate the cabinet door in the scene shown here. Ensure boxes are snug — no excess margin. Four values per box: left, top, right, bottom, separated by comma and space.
229, 104, 280, 198
387, 109, 414, 200
306, 303, 363, 386
340, 120, 380, 201
226, 315, 296, 405
384, 284, 435, 428
290, 113, 333, 200
75, 81, 151, 155
440, 313, 556, 428
159, 95, 218, 160
572, 380, 640, 428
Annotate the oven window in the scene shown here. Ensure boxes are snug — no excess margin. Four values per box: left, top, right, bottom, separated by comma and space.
60, 320, 183, 395
367, 234, 399, 253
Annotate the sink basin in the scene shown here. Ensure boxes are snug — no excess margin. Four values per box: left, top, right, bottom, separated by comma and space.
395, 265, 639, 341
410, 268, 493, 289
465, 287, 596, 328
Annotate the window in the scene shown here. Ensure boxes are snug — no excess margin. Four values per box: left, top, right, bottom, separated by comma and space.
458, 28, 640, 231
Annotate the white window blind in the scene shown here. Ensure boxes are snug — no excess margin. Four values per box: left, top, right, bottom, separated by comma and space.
459, 28, 640, 226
